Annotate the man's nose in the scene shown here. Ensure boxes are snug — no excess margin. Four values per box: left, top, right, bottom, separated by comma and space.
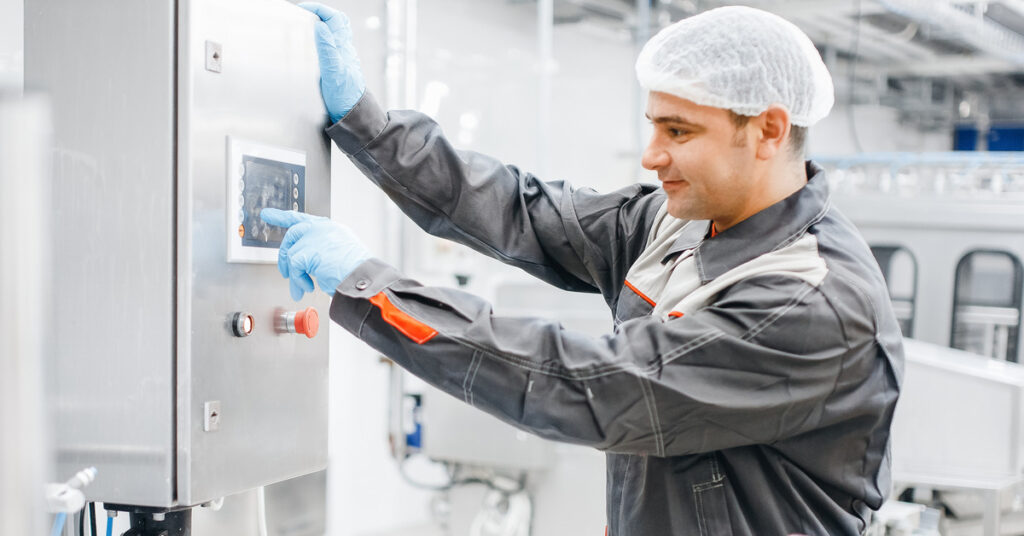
641, 142, 670, 171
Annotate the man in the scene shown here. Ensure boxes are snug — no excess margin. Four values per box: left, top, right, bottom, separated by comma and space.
262, 4, 904, 534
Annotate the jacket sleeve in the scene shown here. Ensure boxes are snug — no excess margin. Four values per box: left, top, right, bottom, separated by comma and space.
326, 92, 665, 299
332, 259, 875, 457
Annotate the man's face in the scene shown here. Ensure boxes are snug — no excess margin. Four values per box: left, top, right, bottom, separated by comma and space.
641, 91, 759, 222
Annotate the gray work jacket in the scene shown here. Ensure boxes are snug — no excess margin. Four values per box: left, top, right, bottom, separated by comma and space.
326, 92, 904, 535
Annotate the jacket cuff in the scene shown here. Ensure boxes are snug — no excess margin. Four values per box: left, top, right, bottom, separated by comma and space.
325, 91, 388, 155
330, 258, 403, 336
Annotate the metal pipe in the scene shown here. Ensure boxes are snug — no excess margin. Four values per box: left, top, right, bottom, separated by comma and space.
538, 0, 554, 178
634, 0, 651, 180
877, 0, 1024, 67
0, 94, 52, 536
383, 0, 418, 461
814, 151, 1024, 167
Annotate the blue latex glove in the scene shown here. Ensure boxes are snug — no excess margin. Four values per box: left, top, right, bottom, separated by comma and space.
261, 208, 373, 301
299, 2, 366, 123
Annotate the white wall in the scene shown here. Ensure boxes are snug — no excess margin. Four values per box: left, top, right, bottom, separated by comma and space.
809, 104, 952, 156
0, 0, 23, 91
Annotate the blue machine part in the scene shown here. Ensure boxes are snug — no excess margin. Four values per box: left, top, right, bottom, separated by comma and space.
404, 393, 423, 451
955, 124, 1024, 151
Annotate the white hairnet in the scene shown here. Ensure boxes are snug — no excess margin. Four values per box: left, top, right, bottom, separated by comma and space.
635, 6, 834, 127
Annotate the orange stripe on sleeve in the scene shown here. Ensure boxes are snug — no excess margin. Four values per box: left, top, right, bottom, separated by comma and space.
623, 279, 656, 307
368, 292, 438, 344
668, 311, 684, 318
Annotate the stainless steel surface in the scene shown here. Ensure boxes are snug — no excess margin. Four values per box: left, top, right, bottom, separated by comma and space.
279, 311, 298, 334
25, 0, 178, 506
179, 0, 330, 506
27, 0, 330, 508
0, 94, 52, 536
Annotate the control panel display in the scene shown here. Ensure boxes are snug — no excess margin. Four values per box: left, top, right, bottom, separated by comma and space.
239, 157, 305, 248
227, 137, 308, 263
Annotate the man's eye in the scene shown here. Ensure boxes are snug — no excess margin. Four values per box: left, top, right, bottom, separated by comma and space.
668, 128, 687, 137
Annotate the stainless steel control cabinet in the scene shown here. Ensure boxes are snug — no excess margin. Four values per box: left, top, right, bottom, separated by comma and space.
26, 0, 331, 507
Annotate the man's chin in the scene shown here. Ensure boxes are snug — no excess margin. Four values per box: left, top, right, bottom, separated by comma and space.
666, 201, 699, 221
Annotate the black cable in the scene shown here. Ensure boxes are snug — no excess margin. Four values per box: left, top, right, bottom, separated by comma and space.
78, 506, 85, 536
89, 503, 98, 536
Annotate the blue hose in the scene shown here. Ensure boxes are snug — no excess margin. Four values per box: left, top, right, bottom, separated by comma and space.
50, 513, 66, 536
106, 515, 113, 536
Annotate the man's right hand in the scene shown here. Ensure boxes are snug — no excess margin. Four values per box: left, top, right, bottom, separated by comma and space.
299, 2, 366, 123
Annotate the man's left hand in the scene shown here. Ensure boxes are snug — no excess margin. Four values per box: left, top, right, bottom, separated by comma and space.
261, 208, 372, 301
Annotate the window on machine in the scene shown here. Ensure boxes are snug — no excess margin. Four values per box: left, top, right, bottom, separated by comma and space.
951, 250, 1024, 362
870, 245, 918, 338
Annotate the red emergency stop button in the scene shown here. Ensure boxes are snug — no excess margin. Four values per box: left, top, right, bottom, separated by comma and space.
294, 307, 319, 338
278, 307, 319, 338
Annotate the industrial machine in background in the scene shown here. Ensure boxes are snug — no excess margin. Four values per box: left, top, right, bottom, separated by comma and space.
826, 153, 1024, 536
826, 153, 1024, 364
25, 1, 332, 534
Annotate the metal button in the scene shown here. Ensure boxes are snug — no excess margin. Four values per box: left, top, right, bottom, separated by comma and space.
231, 312, 254, 337
355, 279, 369, 290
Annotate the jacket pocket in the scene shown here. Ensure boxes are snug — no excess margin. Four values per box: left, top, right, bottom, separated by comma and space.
692, 456, 734, 536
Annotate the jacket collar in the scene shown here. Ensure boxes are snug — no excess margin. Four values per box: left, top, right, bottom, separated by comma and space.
661, 161, 831, 284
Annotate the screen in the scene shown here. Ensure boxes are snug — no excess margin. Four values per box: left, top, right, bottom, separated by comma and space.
238, 156, 305, 249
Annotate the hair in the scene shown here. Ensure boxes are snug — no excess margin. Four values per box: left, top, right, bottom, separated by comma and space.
727, 111, 807, 158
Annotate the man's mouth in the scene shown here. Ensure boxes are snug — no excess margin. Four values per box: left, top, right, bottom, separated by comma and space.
661, 179, 686, 191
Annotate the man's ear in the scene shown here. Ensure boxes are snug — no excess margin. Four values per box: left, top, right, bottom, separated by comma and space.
755, 106, 791, 160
